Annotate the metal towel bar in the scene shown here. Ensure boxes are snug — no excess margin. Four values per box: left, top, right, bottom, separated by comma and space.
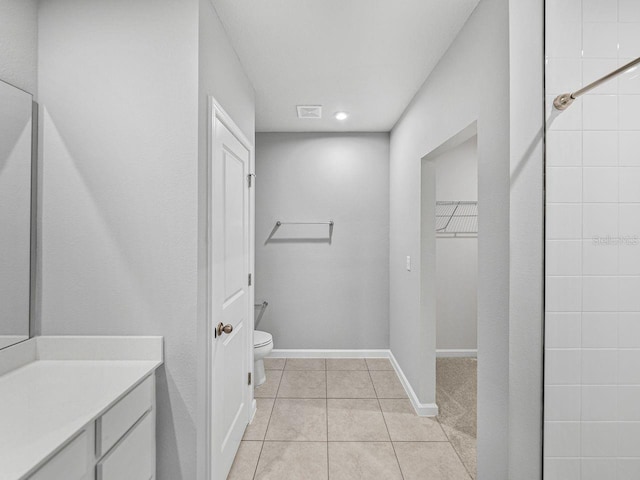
275, 221, 334, 226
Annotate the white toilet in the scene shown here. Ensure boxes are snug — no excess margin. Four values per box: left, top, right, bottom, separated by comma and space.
253, 330, 273, 387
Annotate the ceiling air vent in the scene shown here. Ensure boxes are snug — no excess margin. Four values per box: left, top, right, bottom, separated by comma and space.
296, 105, 322, 119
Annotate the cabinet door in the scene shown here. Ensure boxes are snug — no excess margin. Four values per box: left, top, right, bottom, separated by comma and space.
96, 376, 153, 457
96, 411, 153, 480
29, 431, 89, 480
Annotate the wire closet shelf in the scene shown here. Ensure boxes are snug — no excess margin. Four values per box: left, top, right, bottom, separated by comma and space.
436, 201, 477, 237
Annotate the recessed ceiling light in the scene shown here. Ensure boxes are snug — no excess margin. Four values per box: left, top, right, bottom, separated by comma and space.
334, 111, 349, 121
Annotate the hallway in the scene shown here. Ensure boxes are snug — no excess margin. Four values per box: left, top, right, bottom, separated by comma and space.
228, 357, 475, 480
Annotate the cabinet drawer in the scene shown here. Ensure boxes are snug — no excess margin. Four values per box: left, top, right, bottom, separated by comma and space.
96, 375, 153, 457
97, 410, 154, 480
29, 431, 89, 480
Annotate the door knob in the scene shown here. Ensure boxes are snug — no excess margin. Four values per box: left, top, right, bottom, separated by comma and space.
217, 322, 233, 336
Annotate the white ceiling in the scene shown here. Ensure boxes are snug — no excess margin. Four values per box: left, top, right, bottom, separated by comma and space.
211, 0, 480, 132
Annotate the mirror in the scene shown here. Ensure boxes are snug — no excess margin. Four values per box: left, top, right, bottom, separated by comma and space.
0, 79, 33, 350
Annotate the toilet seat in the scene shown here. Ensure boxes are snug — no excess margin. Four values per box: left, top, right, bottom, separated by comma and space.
254, 330, 273, 348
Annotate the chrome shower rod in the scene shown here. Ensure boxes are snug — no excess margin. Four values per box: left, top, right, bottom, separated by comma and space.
553, 56, 640, 111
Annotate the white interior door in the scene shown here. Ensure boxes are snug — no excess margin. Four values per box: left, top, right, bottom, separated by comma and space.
210, 102, 252, 480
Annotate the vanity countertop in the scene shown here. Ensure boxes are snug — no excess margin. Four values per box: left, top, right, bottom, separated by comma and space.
0, 336, 163, 480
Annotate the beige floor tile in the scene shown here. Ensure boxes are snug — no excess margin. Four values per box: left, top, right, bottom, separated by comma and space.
328, 442, 402, 480
265, 398, 327, 441
255, 369, 283, 398
277, 370, 326, 398
441, 423, 477, 479
365, 358, 394, 371
285, 358, 326, 370
264, 358, 286, 370
227, 441, 263, 480
243, 398, 275, 441
327, 371, 376, 398
326, 358, 368, 371
394, 442, 471, 480
254, 441, 328, 480
327, 399, 389, 441
231, 359, 477, 480
379, 399, 447, 441
370, 370, 407, 398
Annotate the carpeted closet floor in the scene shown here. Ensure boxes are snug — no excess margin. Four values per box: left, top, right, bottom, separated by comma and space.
436, 357, 477, 479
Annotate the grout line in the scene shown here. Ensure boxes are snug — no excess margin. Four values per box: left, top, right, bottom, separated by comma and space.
251, 441, 264, 480
266, 368, 399, 374
577, 5, 584, 477
252, 370, 286, 480
258, 439, 453, 443
273, 368, 285, 398
366, 366, 405, 480
258, 397, 411, 400
435, 415, 474, 480
262, 398, 277, 441
258, 396, 412, 400
369, 369, 381, 398
326, 367, 330, 480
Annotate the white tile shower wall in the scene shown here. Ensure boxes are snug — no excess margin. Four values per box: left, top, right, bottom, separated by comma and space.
545, 0, 640, 478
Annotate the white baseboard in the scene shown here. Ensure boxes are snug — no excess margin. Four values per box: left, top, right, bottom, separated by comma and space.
436, 349, 477, 358
268, 349, 390, 359
388, 352, 439, 417
268, 348, 438, 417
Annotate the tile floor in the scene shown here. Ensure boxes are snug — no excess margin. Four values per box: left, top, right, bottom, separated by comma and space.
228, 357, 474, 480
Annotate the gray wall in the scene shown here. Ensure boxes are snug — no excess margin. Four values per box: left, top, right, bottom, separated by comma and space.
389, 0, 511, 478
36, 1, 255, 479
255, 133, 390, 349
0, 0, 38, 95
436, 238, 477, 351
435, 136, 477, 201
38, 2, 199, 477
390, 0, 545, 477
435, 136, 478, 351
507, 0, 544, 477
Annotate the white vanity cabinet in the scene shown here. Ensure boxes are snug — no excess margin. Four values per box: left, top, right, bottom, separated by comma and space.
96, 375, 154, 458
27, 375, 156, 480
95, 376, 155, 480
0, 336, 163, 480
97, 409, 154, 480
28, 430, 92, 480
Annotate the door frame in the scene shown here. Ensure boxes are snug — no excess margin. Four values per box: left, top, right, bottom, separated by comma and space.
418, 121, 478, 413
203, 96, 255, 480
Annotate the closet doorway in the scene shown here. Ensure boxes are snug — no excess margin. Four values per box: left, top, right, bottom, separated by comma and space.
421, 123, 478, 479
